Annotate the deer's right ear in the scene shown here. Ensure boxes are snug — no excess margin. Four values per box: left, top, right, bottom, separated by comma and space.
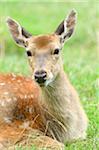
55, 10, 77, 45
6, 17, 32, 48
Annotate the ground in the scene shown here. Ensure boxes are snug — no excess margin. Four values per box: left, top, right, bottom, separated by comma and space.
0, 1, 99, 150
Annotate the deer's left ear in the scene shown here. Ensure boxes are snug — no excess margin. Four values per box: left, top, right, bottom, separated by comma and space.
55, 10, 77, 44
6, 17, 32, 48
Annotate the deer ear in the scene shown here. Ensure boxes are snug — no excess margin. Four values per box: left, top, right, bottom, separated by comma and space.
55, 10, 77, 44
6, 17, 32, 48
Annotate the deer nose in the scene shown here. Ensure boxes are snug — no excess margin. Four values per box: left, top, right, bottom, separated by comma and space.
34, 70, 47, 84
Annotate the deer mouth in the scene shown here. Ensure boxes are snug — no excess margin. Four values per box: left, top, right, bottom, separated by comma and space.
35, 78, 53, 87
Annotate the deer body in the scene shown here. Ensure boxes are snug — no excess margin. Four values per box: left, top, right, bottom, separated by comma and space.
0, 10, 88, 149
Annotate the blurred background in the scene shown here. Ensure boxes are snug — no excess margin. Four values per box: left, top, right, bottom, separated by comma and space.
0, 0, 99, 149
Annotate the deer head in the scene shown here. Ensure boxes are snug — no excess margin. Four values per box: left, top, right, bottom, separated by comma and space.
7, 10, 76, 87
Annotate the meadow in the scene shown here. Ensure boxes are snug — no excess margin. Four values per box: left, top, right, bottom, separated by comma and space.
0, 1, 99, 149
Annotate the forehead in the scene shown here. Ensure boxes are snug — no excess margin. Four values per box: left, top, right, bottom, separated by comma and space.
28, 34, 60, 50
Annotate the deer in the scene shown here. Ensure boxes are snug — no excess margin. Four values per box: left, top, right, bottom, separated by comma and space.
0, 10, 88, 149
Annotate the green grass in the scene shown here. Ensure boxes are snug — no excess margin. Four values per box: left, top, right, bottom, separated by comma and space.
0, 1, 99, 150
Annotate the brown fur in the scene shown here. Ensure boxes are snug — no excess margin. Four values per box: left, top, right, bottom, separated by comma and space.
28, 34, 60, 50
32, 35, 56, 49
0, 74, 65, 149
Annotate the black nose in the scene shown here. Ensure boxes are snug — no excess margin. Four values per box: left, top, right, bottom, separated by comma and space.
34, 70, 47, 84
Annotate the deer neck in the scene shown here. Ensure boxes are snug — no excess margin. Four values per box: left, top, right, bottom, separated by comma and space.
41, 69, 72, 121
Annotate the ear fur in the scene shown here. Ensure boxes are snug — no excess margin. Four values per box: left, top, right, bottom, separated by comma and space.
55, 10, 77, 44
6, 17, 32, 48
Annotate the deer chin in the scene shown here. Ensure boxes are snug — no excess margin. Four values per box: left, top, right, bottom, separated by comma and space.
39, 76, 55, 87
36, 77, 54, 87
45, 78, 54, 87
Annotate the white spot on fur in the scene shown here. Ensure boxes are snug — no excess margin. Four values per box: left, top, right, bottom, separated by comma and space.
28, 94, 33, 99
0, 143, 4, 149
6, 98, 11, 102
4, 117, 12, 123
30, 94, 34, 98
17, 80, 21, 83
20, 121, 29, 128
24, 95, 27, 99
29, 107, 33, 114
13, 97, 17, 101
11, 73, 16, 78
1, 101, 6, 107
0, 82, 5, 86
4, 92, 9, 95
11, 77, 16, 81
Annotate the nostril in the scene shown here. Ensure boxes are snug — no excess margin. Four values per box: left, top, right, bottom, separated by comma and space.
34, 70, 47, 84
41, 71, 47, 78
43, 73, 47, 79
35, 71, 47, 78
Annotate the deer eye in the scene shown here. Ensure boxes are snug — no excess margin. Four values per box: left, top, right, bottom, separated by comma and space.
26, 50, 32, 56
53, 48, 60, 55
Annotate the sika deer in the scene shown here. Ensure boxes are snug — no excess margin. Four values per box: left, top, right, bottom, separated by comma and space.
0, 10, 88, 149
